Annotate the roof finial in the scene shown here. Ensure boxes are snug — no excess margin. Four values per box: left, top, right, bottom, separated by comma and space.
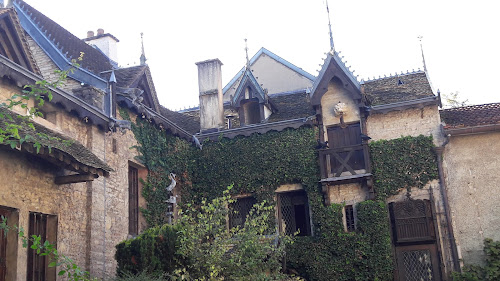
140, 32, 147, 65
326, 0, 335, 52
418, 35, 427, 72
244, 38, 250, 68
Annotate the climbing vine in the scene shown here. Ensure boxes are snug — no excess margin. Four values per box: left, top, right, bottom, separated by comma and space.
121, 113, 439, 280
369, 135, 438, 199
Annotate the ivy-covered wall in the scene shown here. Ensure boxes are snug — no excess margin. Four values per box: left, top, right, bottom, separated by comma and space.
121, 111, 439, 280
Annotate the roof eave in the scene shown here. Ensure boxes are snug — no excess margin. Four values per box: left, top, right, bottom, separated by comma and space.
370, 95, 438, 115
444, 123, 500, 137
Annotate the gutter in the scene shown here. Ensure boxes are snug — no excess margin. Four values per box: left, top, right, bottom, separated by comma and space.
370, 96, 439, 115
434, 140, 461, 272
444, 123, 500, 136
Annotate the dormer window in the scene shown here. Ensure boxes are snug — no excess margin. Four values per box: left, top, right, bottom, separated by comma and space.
240, 99, 262, 125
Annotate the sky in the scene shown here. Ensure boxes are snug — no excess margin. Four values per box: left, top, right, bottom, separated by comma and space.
27, 0, 500, 110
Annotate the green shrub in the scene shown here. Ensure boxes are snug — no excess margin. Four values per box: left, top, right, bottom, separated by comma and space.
453, 239, 500, 281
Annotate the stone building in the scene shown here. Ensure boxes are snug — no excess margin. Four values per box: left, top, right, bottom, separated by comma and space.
0, 1, 498, 281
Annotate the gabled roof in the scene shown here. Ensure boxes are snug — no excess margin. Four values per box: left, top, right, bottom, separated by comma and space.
310, 50, 361, 106
232, 67, 267, 107
363, 71, 434, 106
223, 47, 315, 94
0, 8, 40, 74
13, 0, 112, 89
440, 103, 500, 129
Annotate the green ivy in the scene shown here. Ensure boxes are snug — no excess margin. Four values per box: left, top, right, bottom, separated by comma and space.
124, 114, 437, 280
452, 239, 500, 281
369, 135, 438, 199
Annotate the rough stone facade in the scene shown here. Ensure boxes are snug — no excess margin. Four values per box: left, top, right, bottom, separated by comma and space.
442, 131, 500, 265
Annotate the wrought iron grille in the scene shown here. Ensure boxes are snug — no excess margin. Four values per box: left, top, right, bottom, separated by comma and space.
279, 194, 297, 235
402, 249, 434, 281
345, 205, 355, 232
229, 197, 256, 229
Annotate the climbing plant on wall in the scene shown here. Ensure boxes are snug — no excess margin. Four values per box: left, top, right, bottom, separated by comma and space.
369, 135, 439, 199
122, 113, 439, 280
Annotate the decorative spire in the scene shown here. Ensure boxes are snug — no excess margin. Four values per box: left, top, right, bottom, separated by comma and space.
326, 0, 334, 52
418, 35, 427, 72
244, 38, 250, 68
140, 32, 147, 65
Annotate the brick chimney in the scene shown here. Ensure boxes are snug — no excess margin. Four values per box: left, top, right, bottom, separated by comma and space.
196, 59, 224, 133
83, 28, 119, 64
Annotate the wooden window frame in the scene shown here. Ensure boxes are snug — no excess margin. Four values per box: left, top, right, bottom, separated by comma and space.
228, 196, 257, 229
277, 190, 312, 236
128, 165, 139, 236
344, 205, 356, 232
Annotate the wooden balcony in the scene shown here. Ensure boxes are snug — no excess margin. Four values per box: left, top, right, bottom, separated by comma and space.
319, 144, 371, 182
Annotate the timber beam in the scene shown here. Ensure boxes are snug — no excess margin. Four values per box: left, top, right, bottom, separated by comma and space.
55, 173, 97, 185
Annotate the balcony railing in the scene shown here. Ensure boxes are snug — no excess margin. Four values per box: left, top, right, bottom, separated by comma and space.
319, 144, 371, 180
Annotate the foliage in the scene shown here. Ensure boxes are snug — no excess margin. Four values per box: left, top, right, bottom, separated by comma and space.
0, 216, 95, 281
452, 239, 500, 281
126, 116, 411, 280
442, 91, 469, 108
116, 187, 292, 280
0, 52, 83, 152
369, 135, 438, 199
287, 200, 393, 281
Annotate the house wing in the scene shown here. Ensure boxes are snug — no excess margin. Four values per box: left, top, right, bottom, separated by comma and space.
0, 8, 39, 74
223, 47, 314, 101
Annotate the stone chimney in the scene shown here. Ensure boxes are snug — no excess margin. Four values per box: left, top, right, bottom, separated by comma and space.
196, 59, 224, 133
83, 28, 119, 64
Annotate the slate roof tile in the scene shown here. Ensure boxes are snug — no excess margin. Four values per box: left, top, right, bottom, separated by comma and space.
15, 0, 114, 74
363, 72, 434, 105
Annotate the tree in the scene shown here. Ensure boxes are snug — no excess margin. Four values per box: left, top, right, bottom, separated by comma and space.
442, 91, 469, 108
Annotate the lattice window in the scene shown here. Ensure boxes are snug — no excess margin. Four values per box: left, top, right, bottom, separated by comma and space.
278, 191, 311, 236
402, 249, 434, 281
229, 197, 256, 229
345, 205, 355, 232
128, 165, 139, 235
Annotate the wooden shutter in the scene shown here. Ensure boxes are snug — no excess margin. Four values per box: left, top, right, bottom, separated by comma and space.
27, 213, 48, 281
128, 166, 139, 235
390, 199, 435, 244
0, 208, 11, 281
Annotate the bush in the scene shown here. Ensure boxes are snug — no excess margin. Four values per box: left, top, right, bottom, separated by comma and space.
453, 239, 500, 281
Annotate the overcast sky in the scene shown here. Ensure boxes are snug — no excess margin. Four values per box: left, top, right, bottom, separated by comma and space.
27, 0, 499, 110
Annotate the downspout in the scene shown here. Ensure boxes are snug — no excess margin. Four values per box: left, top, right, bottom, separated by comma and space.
434, 137, 461, 273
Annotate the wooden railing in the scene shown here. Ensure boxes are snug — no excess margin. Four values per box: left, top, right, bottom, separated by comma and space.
319, 144, 371, 179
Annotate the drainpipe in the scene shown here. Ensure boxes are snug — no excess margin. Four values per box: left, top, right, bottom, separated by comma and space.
434, 138, 461, 273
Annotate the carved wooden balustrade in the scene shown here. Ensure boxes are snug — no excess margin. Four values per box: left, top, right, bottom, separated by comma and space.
318, 144, 371, 180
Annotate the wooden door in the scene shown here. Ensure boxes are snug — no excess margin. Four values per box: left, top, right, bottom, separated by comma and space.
0, 208, 10, 281
390, 199, 442, 281
395, 244, 441, 281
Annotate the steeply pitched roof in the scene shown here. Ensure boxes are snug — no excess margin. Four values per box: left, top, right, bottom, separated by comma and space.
363, 71, 434, 106
0, 8, 40, 74
14, 0, 113, 74
232, 67, 267, 107
440, 103, 500, 129
159, 105, 200, 135
267, 91, 314, 123
223, 47, 315, 95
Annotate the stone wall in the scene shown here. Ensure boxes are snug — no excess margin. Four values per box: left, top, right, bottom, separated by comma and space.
25, 36, 81, 92
442, 131, 500, 265
366, 105, 443, 145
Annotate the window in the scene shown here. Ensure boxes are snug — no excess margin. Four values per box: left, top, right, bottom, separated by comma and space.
229, 197, 257, 229
27, 212, 57, 281
277, 190, 311, 236
128, 165, 139, 236
345, 205, 356, 232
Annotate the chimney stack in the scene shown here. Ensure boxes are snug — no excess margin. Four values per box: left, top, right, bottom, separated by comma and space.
83, 29, 119, 64
196, 59, 224, 133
